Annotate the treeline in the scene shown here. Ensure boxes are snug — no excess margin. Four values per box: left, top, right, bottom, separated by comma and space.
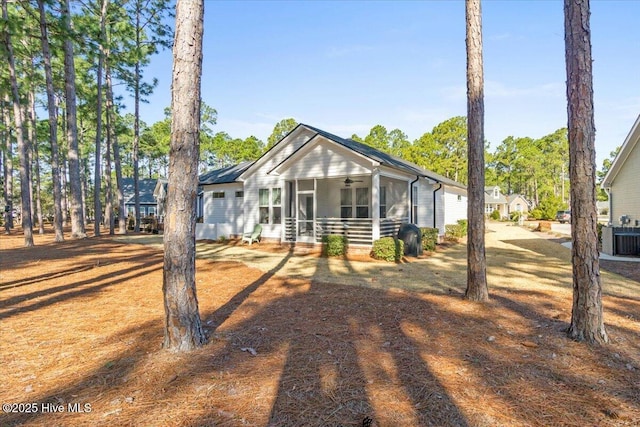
0, 1, 614, 246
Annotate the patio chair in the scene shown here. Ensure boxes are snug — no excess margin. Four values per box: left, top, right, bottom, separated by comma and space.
242, 224, 262, 245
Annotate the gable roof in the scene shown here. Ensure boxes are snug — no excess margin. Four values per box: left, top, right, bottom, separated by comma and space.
483, 186, 508, 204
248, 123, 466, 189
122, 178, 160, 205
199, 161, 254, 185
601, 114, 640, 188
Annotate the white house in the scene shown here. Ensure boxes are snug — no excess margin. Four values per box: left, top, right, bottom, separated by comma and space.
601, 114, 640, 227
197, 124, 467, 246
600, 114, 640, 256
484, 186, 508, 218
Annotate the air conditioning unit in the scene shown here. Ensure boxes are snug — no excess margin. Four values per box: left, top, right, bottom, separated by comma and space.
619, 215, 631, 225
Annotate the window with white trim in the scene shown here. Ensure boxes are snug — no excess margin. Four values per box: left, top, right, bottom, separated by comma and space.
212, 191, 225, 199
259, 188, 282, 224
412, 186, 418, 224
259, 189, 270, 224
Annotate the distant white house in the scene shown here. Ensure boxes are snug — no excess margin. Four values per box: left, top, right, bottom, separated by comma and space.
196, 124, 467, 246
484, 186, 508, 218
601, 114, 640, 227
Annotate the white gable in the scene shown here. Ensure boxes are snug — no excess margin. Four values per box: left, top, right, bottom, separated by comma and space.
274, 137, 375, 180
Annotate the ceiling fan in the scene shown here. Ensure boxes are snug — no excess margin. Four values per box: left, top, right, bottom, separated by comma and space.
344, 177, 363, 187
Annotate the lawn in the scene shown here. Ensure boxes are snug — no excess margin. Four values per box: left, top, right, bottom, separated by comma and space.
1, 223, 639, 426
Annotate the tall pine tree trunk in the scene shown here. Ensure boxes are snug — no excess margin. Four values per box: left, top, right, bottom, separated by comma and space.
1, 98, 12, 233
564, 0, 607, 344
62, 0, 86, 239
105, 62, 126, 234
37, 0, 64, 241
163, 0, 206, 352
28, 88, 44, 235
3, 0, 34, 247
465, 0, 488, 301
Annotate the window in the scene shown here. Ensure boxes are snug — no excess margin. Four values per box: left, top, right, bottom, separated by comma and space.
340, 188, 352, 218
412, 186, 418, 224
148, 207, 156, 216
235, 191, 244, 198
212, 191, 225, 199
379, 186, 387, 218
356, 188, 369, 218
272, 188, 282, 223
493, 187, 499, 198
457, 194, 462, 202
259, 188, 282, 224
259, 189, 270, 224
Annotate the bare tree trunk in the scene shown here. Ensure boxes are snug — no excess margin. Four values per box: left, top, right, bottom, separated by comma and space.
133, 6, 142, 233
28, 88, 45, 234
37, 0, 64, 241
163, 0, 206, 352
62, 0, 86, 239
1, 98, 12, 233
105, 62, 126, 234
3, 0, 34, 247
465, 0, 488, 301
564, 0, 607, 344
92, 0, 109, 236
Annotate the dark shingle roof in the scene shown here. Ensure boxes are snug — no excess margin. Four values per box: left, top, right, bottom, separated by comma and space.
199, 161, 254, 185
301, 124, 465, 189
122, 178, 160, 205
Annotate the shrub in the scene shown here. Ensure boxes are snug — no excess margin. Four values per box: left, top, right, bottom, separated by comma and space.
457, 219, 468, 235
322, 234, 348, 257
597, 222, 603, 250
445, 224, 464, 240
510, 211, 522, 222
420, 227, 439, 252
536, 196, 566, 220
218, 235, 227, 243
536, 221, 552, 232
371, 237, 403, 262
490, 209, 501, 220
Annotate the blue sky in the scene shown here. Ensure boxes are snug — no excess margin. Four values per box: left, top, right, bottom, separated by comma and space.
133, 0, 640, 166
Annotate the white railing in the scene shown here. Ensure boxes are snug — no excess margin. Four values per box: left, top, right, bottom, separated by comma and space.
315, 218, 373, 246
380, 217, 409, 237
284, 216, 409, 246
284, 217, 296, 242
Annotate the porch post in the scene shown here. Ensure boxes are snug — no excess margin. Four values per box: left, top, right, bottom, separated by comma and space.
372, 168, 380, 242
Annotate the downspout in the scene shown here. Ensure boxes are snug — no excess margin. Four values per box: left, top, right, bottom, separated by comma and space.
432, 183, 443, 229
410, 176, 420, 223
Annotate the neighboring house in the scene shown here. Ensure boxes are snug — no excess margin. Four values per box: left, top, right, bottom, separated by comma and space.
196, 124, 467, 246
601, 114, 640, 227
122, 177, 163, 217
506, 194, 531, 217
484, 186, 508, 218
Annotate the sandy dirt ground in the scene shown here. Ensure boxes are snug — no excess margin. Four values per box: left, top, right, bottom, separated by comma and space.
1, 223, 639, 426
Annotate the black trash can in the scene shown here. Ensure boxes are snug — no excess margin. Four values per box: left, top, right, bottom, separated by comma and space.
397, 224, 423, 257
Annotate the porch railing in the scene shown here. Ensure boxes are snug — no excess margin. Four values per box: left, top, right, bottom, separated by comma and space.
316, 218, 373, 246
380, 217, 409, 237
284, 217, 296, 242
283, 216, 409, 246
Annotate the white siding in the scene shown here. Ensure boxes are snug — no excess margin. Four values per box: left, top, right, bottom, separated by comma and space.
611, 139, 640, 225
279, 140, 372, 179
243, 174, 282, 240
443, 186, 467, 225
416, 179, 436, 229
199, 183, 244, 240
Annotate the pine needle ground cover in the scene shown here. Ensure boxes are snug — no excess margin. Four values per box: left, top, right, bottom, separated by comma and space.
1, 223, 638, 426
